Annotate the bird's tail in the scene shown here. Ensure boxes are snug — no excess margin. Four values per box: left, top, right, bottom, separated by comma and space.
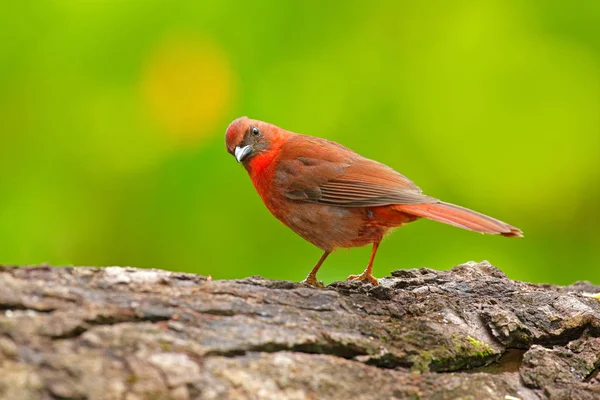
397, 202, 523, 237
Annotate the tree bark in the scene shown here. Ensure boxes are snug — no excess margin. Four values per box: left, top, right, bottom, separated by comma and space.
0, 261, 598, 400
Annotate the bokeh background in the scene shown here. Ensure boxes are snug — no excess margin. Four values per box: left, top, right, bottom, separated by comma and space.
1, 1, 599, 285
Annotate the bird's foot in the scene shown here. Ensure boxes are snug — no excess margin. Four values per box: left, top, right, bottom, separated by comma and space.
346, 272, 379, 286
300, 275, 324, 288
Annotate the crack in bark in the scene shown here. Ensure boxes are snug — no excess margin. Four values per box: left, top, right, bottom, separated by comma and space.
0, 304, 55, 313
205, 340, 370, 360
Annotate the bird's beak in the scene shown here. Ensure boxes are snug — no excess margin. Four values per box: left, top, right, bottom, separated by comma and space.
234, 145, 253, 162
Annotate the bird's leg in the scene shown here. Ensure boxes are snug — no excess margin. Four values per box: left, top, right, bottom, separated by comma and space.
301, 251, 330, 288
347, 241, 380, 286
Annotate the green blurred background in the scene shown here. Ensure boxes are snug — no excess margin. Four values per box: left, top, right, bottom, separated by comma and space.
1, 1, 599, 285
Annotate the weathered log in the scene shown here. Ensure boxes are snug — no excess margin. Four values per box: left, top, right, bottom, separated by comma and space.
0, 262, 598, 399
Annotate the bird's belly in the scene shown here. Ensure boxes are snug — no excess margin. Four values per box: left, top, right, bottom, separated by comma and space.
266, 200, 397, 251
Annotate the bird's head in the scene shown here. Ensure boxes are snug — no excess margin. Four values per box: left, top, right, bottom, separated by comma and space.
225, 117, 287, 164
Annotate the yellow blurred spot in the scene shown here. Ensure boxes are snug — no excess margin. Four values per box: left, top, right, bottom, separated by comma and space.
140, 33, 235, 145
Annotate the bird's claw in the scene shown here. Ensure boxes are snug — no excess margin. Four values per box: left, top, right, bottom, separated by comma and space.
346, 272, 379, 286
301, 275, 324, 288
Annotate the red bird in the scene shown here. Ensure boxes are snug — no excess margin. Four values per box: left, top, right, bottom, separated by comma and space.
225, 117, 522, 287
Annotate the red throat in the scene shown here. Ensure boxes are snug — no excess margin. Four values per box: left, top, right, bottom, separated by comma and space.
247, 151, 278, 182
246, 133, 288, 196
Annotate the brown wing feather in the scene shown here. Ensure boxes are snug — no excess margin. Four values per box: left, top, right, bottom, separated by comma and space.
274, 135, 436, 207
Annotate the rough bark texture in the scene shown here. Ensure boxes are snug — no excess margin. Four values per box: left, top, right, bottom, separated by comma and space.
0, 262, 599, 400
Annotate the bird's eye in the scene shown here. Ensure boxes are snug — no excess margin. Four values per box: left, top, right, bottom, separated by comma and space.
251, 126, 260, 136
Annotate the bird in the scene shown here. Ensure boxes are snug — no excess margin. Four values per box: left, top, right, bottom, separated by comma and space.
225, 117, 522, 287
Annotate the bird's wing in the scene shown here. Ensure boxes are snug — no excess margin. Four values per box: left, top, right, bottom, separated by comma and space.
275, 135, 437, 207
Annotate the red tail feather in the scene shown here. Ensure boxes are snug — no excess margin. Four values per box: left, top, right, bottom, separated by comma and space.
397, 202, 523, 237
